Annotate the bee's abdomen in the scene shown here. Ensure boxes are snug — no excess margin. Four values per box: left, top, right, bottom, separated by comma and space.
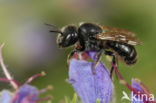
106, 41, 137, 65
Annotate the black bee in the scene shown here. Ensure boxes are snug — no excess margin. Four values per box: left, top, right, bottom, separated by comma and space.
48, 22, 142, 77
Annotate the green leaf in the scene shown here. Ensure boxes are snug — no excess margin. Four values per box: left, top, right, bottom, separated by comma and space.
65, 96, 70, 103
96, 98, 100, 103
64, 93, 83, 103
71, 93, 77, 103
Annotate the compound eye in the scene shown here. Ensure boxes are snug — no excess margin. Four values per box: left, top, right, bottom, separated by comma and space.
57, 25, 78, 47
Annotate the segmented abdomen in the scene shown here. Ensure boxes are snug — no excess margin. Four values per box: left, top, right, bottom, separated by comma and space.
106, 41, 137, 65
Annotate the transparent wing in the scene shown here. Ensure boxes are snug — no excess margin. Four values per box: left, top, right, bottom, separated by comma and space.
100, 25, 136, 37
96, 31, 142, 45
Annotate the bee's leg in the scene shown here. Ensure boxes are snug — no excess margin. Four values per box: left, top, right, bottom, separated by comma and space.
67, 47, 85, 67
104, 51, 117, 78
92, 49, 103, 74
110, 55, 117, 78
67, 42, 86, 67
67, 50, 78, 67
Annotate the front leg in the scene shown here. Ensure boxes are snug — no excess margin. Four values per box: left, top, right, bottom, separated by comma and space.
67, 49, 80, 67
67, 42, 85, 67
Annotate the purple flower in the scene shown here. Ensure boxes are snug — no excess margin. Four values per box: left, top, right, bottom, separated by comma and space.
68, 51, 113, 103
131, 79, 156, 103
12, 84, 39, 103
0, 44, 52, 103
0, 73, 52, 103
111, 60, 156, 103
1, 90, 12, 103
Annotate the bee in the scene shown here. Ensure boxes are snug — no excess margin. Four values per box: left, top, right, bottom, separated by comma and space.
48, 22, 142, 77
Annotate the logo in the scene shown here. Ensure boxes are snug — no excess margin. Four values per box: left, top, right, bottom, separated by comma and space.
121, 91, 131, 101
121, 91, 155, 102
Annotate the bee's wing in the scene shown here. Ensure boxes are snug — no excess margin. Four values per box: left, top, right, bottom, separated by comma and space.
96, 32, 142, 45
100, 25, 136, 37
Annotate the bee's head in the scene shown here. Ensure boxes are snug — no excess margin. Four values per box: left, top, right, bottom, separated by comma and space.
56, 25, 78, 48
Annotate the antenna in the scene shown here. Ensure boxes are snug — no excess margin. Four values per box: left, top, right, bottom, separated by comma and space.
49, 30, 63, 34
45, 23, 57, 28
45, 23, 63, 35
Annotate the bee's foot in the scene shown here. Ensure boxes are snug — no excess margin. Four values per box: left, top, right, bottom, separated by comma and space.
92, 65, 97, 75
81, 51, 90, 60
73, 52, 78, 60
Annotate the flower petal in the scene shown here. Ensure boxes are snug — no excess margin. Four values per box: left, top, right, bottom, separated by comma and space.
131, 79, 156, 103
132, 79, 144, 93
1, 90, 12, 103
69, 53, 113, 103
131, 79, 145, 103
12, 84, 39, 103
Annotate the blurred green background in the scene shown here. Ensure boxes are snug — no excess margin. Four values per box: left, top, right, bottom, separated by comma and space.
0, 0, 156, 103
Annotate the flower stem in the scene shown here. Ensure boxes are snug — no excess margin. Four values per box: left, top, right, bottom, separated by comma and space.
24, 71, 46, 85
112, 63, 155, 103
0, 43, 18, 89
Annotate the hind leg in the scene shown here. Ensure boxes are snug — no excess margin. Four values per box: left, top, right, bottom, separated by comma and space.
104, 51, 117, 78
